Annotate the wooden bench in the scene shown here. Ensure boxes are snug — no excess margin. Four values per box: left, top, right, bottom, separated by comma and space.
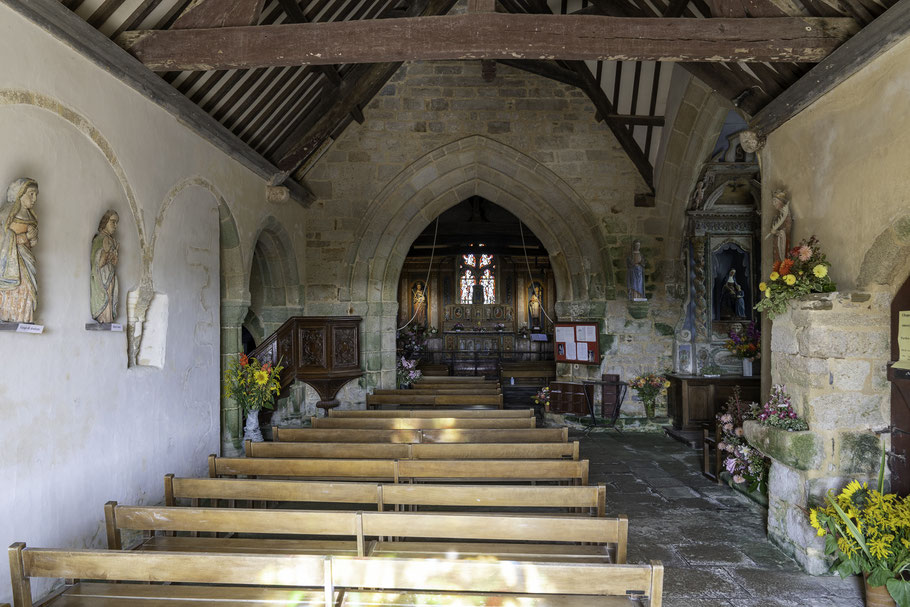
417, 375, 494, 383
209, 455, 589, 484
244, 439, 580, 460
372, 387, 503, 395
501, 361, 557, 386
272, 427, 569, 443
411, 383, 502, 392
165, 475, 607, 515
9, 543, 664, 606
417, 362, 449, 375
329, 407, 526, 417
103, 506, 628, 564
366, 394, 504, 409
311, 416, 532, 429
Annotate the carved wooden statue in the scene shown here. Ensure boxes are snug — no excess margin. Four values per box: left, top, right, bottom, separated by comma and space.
767, 190, 792, 265
91, 210, 120, 323
0, 178, 39, 323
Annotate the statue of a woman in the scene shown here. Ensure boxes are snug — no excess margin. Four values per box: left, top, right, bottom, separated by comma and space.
91, 210, 120, 323
0, 178, 39, 323
411, 281, 427, 327
528, 282, 542, 329
767, 190, 792, 264
719, 269, 745, 320
627, 240, 646, 300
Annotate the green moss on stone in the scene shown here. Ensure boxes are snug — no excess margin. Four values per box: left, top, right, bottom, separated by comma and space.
654, 323, 674, 336
601, 334, 615, 352
838, 432, 882, 475
743, 421, 825, 471
627, 301, 649, 319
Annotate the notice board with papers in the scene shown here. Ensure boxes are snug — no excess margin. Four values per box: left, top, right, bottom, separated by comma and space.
554, 321, 600, 364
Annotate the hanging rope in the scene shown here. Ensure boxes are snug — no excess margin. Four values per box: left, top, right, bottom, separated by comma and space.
398, 216, 440, 331
519, 220, 555, 326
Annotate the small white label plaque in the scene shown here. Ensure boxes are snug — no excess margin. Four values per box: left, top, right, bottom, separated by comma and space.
16, 323, 44, 334
111, 323, 123, 332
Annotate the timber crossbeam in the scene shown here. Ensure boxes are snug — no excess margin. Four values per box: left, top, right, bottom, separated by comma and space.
117, 14, 859, 71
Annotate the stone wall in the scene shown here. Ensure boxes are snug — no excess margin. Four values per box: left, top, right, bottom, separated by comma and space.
747, 292, 890, 573
302, 60, 700, 411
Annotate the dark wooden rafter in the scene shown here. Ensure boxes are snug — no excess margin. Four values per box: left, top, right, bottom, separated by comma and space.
276, 0, 343, 86
751, 0, 910, 135
273, 0, 460, 174
495, 59, 584, 88
171, 0, 266, 29
117, 15, 859, 71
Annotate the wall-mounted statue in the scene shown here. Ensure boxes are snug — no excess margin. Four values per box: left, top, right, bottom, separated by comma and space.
0, 178, 39, 323
90, 210, 120, 324
719, 269, 746, 320
411, 280, 427, 327
767, 190, 792, 265
527, 281, 543, 329
627, 240, 646, 300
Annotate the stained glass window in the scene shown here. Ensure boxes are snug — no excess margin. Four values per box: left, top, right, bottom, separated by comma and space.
459, 248, 495, 304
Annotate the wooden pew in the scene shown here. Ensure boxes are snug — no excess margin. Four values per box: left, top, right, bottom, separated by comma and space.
165, 475, 607, 515
329, 408, 526, 417
366, 394, 504, 409
209, 455, 589, 484
372, 387, 502, 395
9, 543, 664, 606
244, 439, 580, 460
103, 506, 628, 564
272, 427, 569, 443
501, 360, 557, 386
417, 375, 493, 383
311, 416, 532, 429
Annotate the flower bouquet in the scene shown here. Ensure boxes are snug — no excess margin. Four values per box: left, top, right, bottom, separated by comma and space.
397, 356, 422, 388
533, 386, 550, 411
757, 384, 808, 431
629, 372, 670, 419
223, 353, 283, 442
716, 387, 768, 493
809, 452, 910, 606
725, 321, 760, 360
756, 236, 837, 319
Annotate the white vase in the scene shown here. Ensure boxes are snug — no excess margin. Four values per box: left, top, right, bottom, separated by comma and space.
244, 409, 264, 443
742, 358, 753, 377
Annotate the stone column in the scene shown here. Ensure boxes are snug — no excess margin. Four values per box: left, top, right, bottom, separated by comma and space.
221, 298, 250, 456
745, 291, 890, 573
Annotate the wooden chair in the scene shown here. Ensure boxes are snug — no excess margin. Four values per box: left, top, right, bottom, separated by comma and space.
245, 440, 580, 460
9, 542, 664, 606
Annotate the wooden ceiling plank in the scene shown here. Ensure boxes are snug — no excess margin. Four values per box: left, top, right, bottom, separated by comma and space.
176, 70, 207, 95
117, 15, 860, 70
157, 0, 193, 29
62, 0, 85, 10
250, 72, 330, 150
277, 0, 343, 85
751, 0, 910, 134
111, 0, 163, 38
259, 77, 337, 156
231, 67, 307, 134
214, 67, 270, 122
663, 0, 690, 16
607, 114, 665, 126
171, 0, 267, 29
644, 61, 662, 156
87, 0, 127, 28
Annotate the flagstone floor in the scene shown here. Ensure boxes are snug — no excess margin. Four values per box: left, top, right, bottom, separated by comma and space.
580, 431, 865, 607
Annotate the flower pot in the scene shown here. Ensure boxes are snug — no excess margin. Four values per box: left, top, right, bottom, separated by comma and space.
244, 409, 264, 443
643, 399, 656, 419
742, 358, 753, 377
864, 574, 896, 607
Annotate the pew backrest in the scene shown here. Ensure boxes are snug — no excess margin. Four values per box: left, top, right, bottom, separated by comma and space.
165, 476, 607, 515
311, 416, 532, 429
329, 408, 525, 418
272, 427, 569, 443
9, 543, 663, 607
244, 440, 579, 460
365, 394, 504, 408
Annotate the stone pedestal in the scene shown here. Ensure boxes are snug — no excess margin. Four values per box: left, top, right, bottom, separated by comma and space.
760, 292, 890, 573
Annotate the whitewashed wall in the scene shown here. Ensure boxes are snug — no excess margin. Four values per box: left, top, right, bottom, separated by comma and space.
0, 5, 305, 603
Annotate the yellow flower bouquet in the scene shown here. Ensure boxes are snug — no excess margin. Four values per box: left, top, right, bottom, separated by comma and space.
223, 353, 284, 415
755, 235, 836, 319
808, 453, 910, 605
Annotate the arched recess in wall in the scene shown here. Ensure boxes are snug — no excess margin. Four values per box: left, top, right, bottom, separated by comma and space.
857, 212, 910, 294
345, 135, 614, 386
244, 216, 302, 345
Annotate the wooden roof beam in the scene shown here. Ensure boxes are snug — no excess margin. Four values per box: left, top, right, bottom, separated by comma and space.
117, 15, 859, 71
275, 0, 343, 86
171, 0, 266, 29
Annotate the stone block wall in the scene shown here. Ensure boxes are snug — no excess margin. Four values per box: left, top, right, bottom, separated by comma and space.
759, 291, 890, 573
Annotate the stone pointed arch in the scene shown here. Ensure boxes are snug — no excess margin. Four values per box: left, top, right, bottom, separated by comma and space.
246, 215, 303, 340
345, 135, 614, 388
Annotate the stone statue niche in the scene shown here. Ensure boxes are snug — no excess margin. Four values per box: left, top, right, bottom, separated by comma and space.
712, 243, 751, 322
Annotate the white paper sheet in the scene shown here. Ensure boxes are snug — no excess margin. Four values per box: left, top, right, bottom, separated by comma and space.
566, 342, 577, 361
576, 326, 585, 341
556, 326, 574, 343
896, 311, 910, 370
577, 342, 588, 361
585, 325, 596, 342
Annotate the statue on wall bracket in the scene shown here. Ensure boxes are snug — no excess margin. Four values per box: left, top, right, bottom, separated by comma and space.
527, 280, 543, 330
0, 178, 39, 324
626, 240, 647, 301
767, 190, 792, 265
90, 210, 120, 324
411, 280, 428, 327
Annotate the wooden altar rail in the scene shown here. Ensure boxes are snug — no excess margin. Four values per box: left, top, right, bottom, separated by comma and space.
310, 416, 531, 429
164, 476, 606, 515
329, 408, 530, 417
8, 543, 663, 606
208, 456, 589, 484
272, 427, 569, 443
244, 440, 580, 460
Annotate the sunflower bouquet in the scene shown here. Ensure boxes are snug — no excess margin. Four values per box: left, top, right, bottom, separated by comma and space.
223, 353, 283, 415
755, 236, 837, 319
809, 455, 910, 605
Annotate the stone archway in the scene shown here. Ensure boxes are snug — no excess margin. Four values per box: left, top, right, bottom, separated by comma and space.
245, 216, 303, 342
345, 135, 614, 388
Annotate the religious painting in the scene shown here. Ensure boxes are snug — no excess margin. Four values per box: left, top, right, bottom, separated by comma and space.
527, 280, 544, 329
410, 281, 428, 327
712, 243, 751, 321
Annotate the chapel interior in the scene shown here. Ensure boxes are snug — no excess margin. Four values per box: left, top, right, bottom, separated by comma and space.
1, 0, 910, 605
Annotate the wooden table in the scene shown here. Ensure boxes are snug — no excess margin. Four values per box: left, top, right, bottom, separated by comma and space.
666, 374, 761, 446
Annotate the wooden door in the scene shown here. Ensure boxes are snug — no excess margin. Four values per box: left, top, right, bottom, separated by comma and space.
890, 276, 910, 495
